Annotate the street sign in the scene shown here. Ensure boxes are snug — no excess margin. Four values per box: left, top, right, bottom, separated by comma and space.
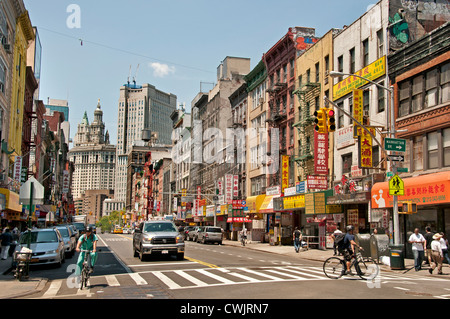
389, 174, 404, 196
385, 138, 406, 152
397, 167, 408, 173
387, 155, 405, 162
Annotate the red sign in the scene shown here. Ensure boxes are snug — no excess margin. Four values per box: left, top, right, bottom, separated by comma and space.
314, 131, 328, 175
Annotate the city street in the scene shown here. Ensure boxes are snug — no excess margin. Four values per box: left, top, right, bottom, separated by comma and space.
18, 233, 450, 300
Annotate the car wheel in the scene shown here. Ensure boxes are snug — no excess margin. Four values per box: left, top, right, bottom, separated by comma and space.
177, 253, 184, 261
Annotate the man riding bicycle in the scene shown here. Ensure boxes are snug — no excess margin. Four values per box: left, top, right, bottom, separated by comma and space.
75, 226, 98, 276
342, 225, 363, 275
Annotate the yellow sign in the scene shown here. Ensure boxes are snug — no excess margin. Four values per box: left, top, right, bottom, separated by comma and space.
389, 174, 404, 196
359, 127, 376, 168
281, 155, 289, 191
283, 195, 305, 209
333, 56, 386, 100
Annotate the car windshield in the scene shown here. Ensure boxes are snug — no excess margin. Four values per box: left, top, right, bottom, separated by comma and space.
206, 227, 222, 233
57, 228, 69, 237
73, 223, 85, 230
20, 231, 58, 244
144, 222, 177, 232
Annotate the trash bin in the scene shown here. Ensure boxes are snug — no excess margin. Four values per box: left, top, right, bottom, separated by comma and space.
389, 244, 405, 270
355, 234, 371, 257
370, 234, 390, 263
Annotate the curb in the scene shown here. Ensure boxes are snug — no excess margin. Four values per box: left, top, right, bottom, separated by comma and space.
1, 277, 48, 299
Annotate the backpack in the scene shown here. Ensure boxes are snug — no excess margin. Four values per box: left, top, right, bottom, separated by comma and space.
335, 233, 346, 252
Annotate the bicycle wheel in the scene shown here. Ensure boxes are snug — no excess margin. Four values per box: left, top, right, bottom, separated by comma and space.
323, 257, 344, 279
356, 258, 380, 280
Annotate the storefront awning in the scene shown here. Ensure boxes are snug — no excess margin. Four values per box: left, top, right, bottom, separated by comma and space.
371, 171, 450, 209
245, 195, 265, 213
0, 188, 22, 212
259, 195, 276, 213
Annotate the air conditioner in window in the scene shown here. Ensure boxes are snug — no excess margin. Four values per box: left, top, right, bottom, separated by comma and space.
363, 110, 370, 117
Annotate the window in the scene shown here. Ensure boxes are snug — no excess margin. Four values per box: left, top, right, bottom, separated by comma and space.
337, 55, 344, 82
283, 64, 287, 83
290, 59, 295, 78
315, 96, 320, 111
372, 146, 380, 167
441, 62, 450, 103
363, 90, 370, 119
399, 81, 410, 117
349, 47, 356, 74
0, 57, 6, 94
315, 62, 320, 83
324, 55, 330, 73
342, 153, 352, 174
425, 69, 438, 108
444, 128, 450, 167
378, 81, 385, 113
338, 102, 344, 128
362, 39, 369, 67
427, 132, 438, 169
413, 135, 423, 171
348, 97, 353, 125
377, 29, 384, 59
306, 69, 311, 83
412, 75, 423, 112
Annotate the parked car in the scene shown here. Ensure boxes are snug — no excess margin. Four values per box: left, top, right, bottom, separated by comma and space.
133, 220, 185, 261
55, 225, 76, 257
72, 222, 86, 235
183, 226, 196, 240
16, 228, 66, 267
196, 226, 223, 245
188, 226, 203, 242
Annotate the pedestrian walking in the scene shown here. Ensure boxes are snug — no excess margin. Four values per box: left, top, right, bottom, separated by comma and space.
331, 229, 343, 256
424, 226, 434, 265
8, 228, 20, 257
429, 233, 444, 275
0, 228, 13, 260
408, 228, 425, 271
439, 232, 450, 266
293, 227, 302, 253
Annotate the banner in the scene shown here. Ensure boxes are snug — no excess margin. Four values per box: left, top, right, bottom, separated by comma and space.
281, 155, 289, 191
353, 89, 363, 129
358, 127, 376, 168
314, 131, 328, 175
225, 174, 233, 203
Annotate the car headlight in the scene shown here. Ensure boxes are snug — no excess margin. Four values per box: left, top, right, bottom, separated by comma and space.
143, 235, 153, 243
176, 236, 184, 244
46, 250, 57, 254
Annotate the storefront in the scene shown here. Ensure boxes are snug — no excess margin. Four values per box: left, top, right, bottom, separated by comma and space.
0, 188, 28, 229
244, 195, 265, 242
280, 194, 305, 245
259, 195, 279, 244
371, 171, 450, 247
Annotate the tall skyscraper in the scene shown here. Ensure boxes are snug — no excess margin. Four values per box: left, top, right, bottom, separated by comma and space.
115, 82, 176, 202
68, 100, 116, 200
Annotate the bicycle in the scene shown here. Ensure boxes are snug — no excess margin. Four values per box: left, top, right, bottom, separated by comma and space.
323, 250, 379, 280
13, 250, 32, 281
79, 249, 93, 290
240, 234, 247, 246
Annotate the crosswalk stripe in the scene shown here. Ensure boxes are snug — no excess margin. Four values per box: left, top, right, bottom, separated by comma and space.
237, 267, 283, 281
152, 271, 182, 289
195, 269, 234, 284
227, 272, 260, 282
129, 273, 148, 285
174, 270, 208, 287
43, 280, 63, 298
285, 267, 327, 279
264, 269, 305, 280
105, 275, 120, 287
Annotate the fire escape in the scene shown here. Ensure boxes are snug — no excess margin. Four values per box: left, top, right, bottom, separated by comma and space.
292, 80, 320, 181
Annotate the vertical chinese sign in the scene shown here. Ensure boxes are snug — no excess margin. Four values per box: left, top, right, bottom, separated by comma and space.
233, 175, 239, 199
359, 127, 376, 168
281, 155, 289, 192
353, 89, 363, 127
225, 174, 233, 204
314, 131, 328, 175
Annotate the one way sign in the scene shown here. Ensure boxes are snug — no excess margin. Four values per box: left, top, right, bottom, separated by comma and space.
388, 155, 404, 162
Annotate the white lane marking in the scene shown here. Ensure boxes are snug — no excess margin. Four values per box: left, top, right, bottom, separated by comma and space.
195, 269, 234, 284
105, 275, 120, 287
285, 267, 327, 279
43, 280, 63, 298
238, 267, 283, 280
394, 287, 410, 291
129, 272, 148, 285
174, 270, 208, 287
152, 271, 181, 289
228, 272, 260, 282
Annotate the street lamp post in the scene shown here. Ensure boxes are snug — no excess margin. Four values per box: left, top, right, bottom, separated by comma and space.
329, 71, 400, 245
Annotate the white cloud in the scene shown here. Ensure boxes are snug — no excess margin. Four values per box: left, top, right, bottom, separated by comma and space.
149, 62, 175, 78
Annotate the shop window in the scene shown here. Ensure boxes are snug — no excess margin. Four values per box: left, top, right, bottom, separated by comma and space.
427, 132, 438, 169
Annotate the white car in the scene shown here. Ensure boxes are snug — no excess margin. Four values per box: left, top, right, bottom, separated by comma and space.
123, 227, 132, 234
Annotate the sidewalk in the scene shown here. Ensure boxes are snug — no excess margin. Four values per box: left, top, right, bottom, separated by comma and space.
0, 255, 48, 299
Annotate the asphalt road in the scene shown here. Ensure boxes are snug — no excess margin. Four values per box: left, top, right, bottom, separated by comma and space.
21, 232, 450, 301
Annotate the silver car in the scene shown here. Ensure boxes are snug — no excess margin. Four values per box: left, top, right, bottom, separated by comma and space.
55, 225, 76, 257
17, 228, 66, 267
197, 226, 223, 245
133, 220, 185, 261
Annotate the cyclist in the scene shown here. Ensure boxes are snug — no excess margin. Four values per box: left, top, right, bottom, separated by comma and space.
342, 225, 363, 275
240, 227, 248, 245
75, 226, 98, 276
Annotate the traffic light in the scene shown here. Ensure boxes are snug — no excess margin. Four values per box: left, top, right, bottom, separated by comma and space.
314, 109, 326, 133
402, 201, 417, 214
326, 108, 336, 132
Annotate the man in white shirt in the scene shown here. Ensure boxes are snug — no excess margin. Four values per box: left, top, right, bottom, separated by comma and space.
408, 228, 425, 271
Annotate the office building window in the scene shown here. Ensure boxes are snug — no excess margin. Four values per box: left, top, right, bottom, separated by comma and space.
441, 62, 450, 103
425, 69, 438, 108
427, 132, 439, 169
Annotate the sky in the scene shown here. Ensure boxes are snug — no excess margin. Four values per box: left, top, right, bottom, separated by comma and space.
23, 0, 378, 146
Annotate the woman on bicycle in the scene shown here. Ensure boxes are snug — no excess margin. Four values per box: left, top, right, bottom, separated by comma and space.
75, 226, 98, 276
342, 225, 363, 275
